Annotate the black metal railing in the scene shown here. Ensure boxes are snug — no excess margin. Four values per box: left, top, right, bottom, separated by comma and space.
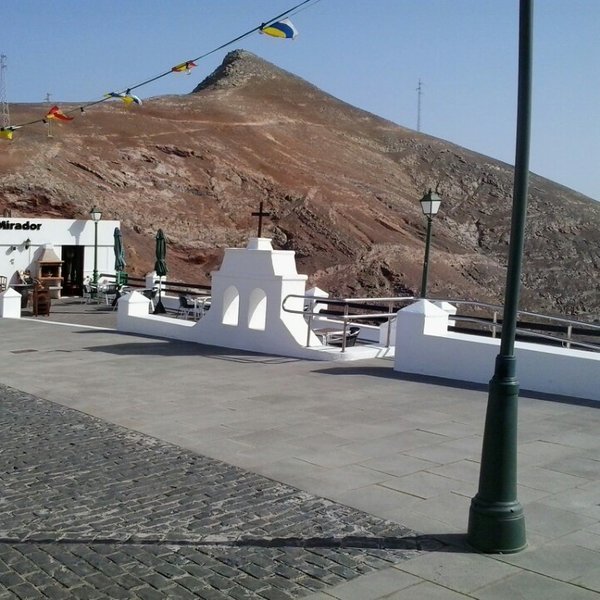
99, 273, 211, 299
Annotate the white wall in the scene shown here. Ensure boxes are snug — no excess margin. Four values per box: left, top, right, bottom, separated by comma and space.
394, 300, 600, 402
116, 238, 396, 362
0, 217, 119, 284
0, 288, 21, 318
190, 237, 322, 355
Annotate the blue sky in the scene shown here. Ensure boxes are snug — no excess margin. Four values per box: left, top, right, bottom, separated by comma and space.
2, 0, 599, 200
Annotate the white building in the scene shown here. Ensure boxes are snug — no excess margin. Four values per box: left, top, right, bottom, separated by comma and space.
0, 216, 120, 297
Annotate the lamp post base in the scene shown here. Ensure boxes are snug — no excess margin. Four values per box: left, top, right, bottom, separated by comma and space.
468, 496, 526, 554
467, 360, 527, 554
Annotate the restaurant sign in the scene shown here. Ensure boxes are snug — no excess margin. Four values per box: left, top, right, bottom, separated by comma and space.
0, 220, 43, 230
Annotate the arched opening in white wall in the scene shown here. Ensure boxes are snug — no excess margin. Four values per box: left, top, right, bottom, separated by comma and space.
248, 288, 267, 331
222, 286, 240, 326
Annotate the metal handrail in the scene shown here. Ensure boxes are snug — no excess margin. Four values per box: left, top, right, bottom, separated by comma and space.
442, 299, 600, 329
104, 274, 211, 297
284, 294, 415, 352
450, 315, 600, 352
442, 298, 599, 351
511, 326, 600, 351
282, 293, 599, 353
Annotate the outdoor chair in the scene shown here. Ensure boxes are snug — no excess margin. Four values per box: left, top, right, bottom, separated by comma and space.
203, 297, 211, 313
142, 288, 157, 311
195, 296, 211, 318
81, 283, 93, 304
177, 295, 195, 320
111, 285, 130, 310
99, 284, 118, 305
328, 326, 360, 348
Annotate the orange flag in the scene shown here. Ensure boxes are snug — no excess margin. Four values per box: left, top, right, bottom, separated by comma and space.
46, 106, 74, 121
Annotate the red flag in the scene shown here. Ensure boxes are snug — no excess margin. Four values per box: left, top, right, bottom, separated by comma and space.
46, 106, 74, 121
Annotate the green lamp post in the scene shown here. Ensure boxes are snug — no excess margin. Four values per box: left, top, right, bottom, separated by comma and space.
419, 189, 442, 298
467, 0, 532, 553
89, 205, 102, 286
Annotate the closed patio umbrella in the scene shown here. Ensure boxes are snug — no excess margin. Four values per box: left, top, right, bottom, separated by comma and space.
154, 228, 168, 314
113, 227, 126, 286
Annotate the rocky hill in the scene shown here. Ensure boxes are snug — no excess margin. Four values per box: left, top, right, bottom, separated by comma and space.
1, 50, 599, 320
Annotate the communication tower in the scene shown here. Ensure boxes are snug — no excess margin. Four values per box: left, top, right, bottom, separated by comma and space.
416, 78, 423, 133
0, 54, 10, 128
45, 92, 53, 137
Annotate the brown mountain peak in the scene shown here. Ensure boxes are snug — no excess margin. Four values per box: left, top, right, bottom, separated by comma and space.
192, 49, 300, 93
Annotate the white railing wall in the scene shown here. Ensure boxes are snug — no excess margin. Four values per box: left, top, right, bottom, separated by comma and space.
393, 300, 600, 402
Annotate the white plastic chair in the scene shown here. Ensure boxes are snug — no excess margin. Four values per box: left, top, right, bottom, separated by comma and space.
82, 283, 93, 304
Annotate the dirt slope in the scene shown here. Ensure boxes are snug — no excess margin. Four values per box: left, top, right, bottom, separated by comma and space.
1, 50, 598, 319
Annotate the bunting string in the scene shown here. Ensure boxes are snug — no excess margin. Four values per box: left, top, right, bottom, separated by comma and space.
0, 0, 322, 138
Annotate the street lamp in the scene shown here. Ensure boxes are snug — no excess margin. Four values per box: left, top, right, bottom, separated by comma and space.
467, 0, 532, 554
89, 206, 102, 286
419, 189, 442, 298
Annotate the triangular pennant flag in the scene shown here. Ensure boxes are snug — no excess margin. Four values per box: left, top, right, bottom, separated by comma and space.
105, 91, 142, 106
260, 18, 298, 39
171, 60, 197, 74
122, 94, 142, 106
46, 106, 74, 121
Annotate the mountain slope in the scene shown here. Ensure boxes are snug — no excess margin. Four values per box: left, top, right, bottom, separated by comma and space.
1, 50, 599, 319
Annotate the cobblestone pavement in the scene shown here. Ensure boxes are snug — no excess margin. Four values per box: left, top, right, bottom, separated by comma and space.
0, 385, 441, 599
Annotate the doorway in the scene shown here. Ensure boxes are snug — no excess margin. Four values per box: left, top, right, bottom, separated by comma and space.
61, 245, 84, 296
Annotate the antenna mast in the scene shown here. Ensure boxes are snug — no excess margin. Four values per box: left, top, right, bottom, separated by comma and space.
416, 78, 423, 133
45, 92, 53, 138
0, 55, 9, 128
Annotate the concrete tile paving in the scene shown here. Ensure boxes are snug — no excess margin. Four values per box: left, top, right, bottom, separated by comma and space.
471, 571, 600, 600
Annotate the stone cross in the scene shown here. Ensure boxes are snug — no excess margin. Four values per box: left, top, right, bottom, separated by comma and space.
251, 201, 271, 238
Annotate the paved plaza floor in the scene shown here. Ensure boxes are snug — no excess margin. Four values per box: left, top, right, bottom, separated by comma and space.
0, 301, 599, 598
